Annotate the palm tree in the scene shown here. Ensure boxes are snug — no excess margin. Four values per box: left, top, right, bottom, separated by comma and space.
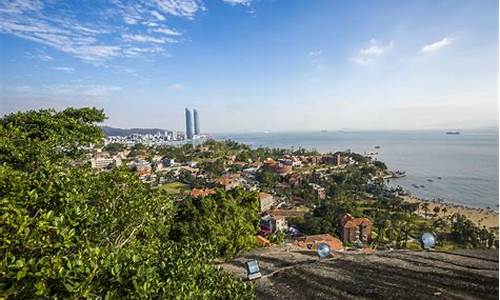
433, 206, 441, 218
441, 207, 448, 217
421, 203, 430, 219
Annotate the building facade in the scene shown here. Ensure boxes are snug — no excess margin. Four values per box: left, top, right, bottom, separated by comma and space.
185, 108, 193, 139
340, 213, 373, 243
193, 109, 200, 135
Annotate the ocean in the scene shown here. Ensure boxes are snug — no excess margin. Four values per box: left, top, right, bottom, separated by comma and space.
215, 129, 499, 209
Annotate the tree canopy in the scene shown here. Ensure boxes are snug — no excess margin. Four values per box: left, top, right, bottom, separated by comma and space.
0, 108, 254, 299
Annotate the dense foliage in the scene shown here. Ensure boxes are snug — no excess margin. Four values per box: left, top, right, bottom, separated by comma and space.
0, 108, 254, 299
171, 188, 260, 259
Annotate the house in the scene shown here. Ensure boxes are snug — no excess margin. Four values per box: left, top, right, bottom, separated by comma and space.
271, 215, 288, 232
340, 213, 373, 243
259, 215, 288, 234
263, 158, 293, 175
186, 160, 198, 168
287, 173, 302, 188
90, 157, 121, 170
191, 188, 216, 198
294, 234, 343, 251
267, 208, 307, 219
258, 192, 274, 213
215, 174, 241, 190
130, 159, 152, 177
162, 158, 175, 167
309, 183, 326, 200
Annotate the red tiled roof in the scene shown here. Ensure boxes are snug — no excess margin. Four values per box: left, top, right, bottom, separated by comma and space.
343, 217, 373, 228
191, 188, 216, 198
294, 234, 343, 251
259, 192, 272, 199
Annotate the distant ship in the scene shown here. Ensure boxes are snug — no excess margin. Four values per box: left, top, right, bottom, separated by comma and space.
374, 145, 381, 149
446, 131, 460, 135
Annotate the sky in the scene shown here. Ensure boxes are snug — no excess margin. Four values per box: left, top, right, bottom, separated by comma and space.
0, 0, 498, 133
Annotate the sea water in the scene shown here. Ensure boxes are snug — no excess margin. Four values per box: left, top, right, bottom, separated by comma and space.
216, 129, 499, 209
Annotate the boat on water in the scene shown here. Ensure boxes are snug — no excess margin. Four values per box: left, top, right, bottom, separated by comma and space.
446, 131, 460, 135
374, 145, 381, 149
426, 178, 433, 182
391, 170, 406, 178
437, 176, 442, 180
419, 185, 425, 188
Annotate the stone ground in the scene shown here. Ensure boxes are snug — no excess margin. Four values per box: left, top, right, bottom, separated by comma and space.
220, 246, 499, 300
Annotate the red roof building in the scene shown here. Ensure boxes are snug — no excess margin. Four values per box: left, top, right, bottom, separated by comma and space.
191, 188, 216, 198
340, 213, 373, 243
294, 234, 344, 251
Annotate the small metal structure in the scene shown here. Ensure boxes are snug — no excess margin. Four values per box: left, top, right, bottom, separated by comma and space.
317, 243, 331, 258
421, 232, 436, 250
245, 259, 262, 280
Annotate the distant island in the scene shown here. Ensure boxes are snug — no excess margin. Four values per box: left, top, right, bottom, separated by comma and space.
101, 126, 169, 137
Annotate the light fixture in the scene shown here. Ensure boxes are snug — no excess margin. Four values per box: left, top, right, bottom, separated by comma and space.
245, 259, 262, 280
317, 243, 331, 258
421, 232, 436, 250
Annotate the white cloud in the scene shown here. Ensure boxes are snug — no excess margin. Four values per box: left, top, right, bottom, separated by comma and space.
308, 50, 322, 57
351, 39, 393, 65
168, 83, 184, 91
421, 37, 453, 53
122, 34, 169, 44
155, 27, 182, 36
0, 0, 254, 63
222, 0, 252, 5
51, 66, 75, 72
0, 0, 202, 63
44, 84, 122, 98
151, 10, 166, 21
26, 51, 53, 61
308, 50, 327, 73
152, 0, 204, 18
1, 82, 121, 101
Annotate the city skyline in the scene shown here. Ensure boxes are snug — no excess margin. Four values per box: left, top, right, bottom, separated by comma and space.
194, 109, 200, 136
0, 1, 498, 132
185, 108, 193, 139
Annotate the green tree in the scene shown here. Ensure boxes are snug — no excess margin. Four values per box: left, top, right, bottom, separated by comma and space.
256, 170, 279, 190
0, 107, 105, 171
104, 143, 126, 155
170, 188, 260, 259
421, 203, 430, 219
433, 206, 441, 217
0, 108, 254, 299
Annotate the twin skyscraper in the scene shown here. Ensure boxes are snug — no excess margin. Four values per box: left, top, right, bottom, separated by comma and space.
185, 108, 200, 140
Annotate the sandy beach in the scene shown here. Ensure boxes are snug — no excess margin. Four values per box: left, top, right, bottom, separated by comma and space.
403, 196, 499, 230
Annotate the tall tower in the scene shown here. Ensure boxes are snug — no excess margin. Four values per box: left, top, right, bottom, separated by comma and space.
193, 109, 200, 135
185, 108, 193, 140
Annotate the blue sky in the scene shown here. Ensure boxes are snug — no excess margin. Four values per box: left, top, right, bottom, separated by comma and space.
0, 0, 498, 132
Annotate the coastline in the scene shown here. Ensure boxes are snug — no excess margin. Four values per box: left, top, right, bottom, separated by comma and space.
403, 195, 499, 230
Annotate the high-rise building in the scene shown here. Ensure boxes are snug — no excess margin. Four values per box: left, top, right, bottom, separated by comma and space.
185, 108, 193, 139
193, 109, 200, 135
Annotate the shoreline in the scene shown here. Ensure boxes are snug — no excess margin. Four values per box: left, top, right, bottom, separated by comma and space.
403, 195, 499, 230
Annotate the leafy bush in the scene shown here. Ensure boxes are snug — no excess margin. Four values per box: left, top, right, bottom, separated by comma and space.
0, 108, 255, 299
171, 188, 260, 259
